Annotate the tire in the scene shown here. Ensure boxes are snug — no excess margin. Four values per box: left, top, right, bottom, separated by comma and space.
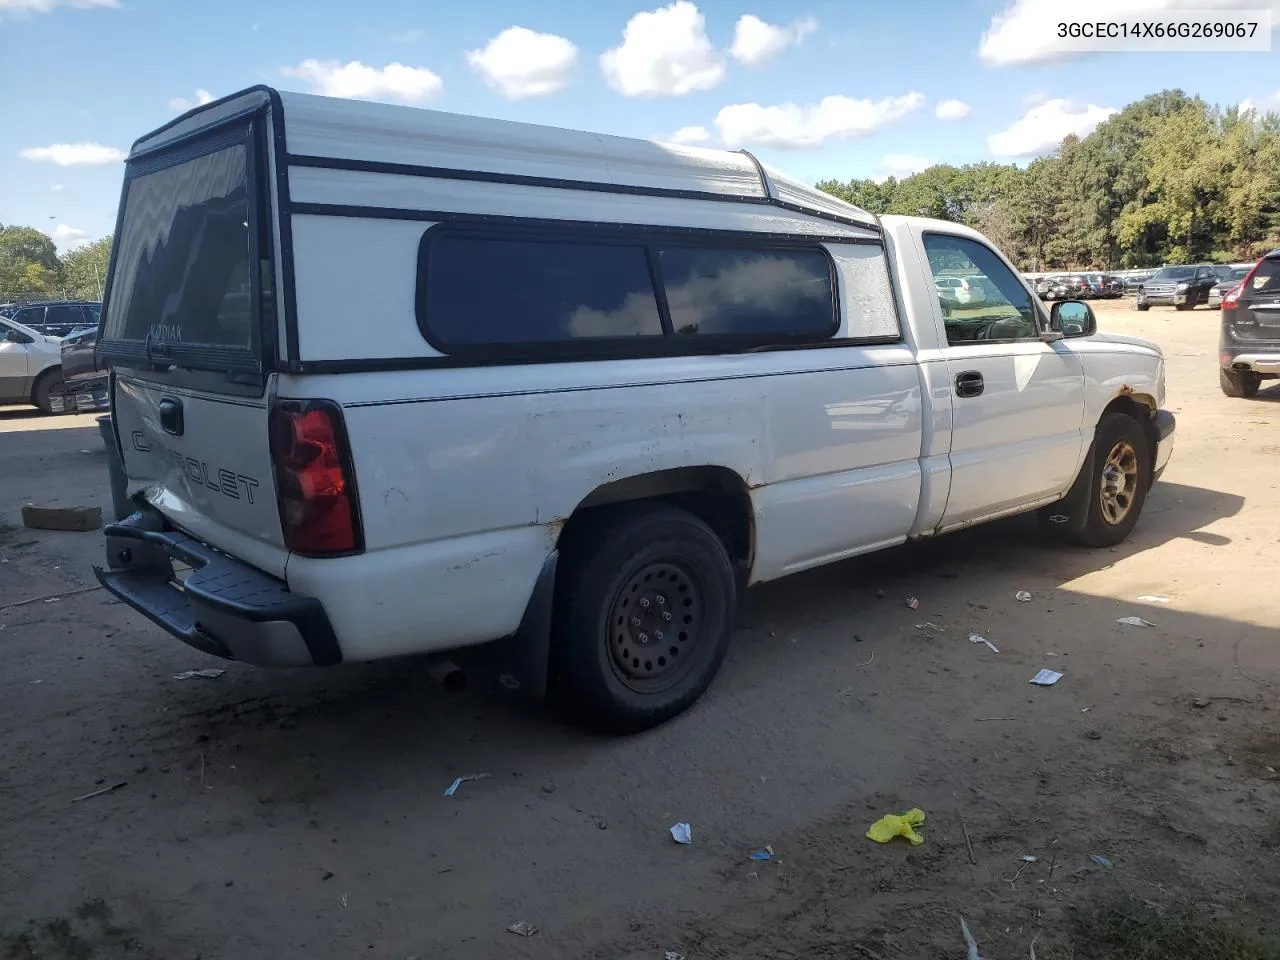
1220, 367, 1261, 398
31, 369, 64, 415
1136, 302, 1150, 312
552, 503, 736, 732
1175, 302, 1192, 312
1047, 412, 1151, 548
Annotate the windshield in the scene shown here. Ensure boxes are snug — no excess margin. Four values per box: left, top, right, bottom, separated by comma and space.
103, 140, 257, 364
1151, 266, 1195, 280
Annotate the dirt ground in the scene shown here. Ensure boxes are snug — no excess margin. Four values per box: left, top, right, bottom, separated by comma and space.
2, 300, 1278, 960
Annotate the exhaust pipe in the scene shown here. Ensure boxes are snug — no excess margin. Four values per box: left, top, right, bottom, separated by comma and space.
426, 657, 467, 692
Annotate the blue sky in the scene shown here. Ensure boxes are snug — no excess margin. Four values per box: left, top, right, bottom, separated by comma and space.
2, 0, 1278, 252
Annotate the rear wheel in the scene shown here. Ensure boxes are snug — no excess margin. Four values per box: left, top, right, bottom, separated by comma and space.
552, 504, 736, 732
1136, 302, 1150, 312
1220, 368, 1261, 398
1175, 301, 1193, 311
31, 369, 64, 415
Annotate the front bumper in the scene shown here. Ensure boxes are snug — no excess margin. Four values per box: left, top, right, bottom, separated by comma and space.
95, 511, 342, 667
1152, 409, 1175, 482
1138, 292, 1188, 306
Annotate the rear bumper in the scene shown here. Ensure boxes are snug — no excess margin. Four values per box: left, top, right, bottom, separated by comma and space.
95, 511, 342, 667
1153, 409, 1175, 482
1223, 352, 1280, 376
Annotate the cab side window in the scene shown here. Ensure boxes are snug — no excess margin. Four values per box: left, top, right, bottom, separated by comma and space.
923, 234, 1039, 345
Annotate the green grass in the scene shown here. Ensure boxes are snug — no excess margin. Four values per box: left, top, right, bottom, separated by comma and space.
1072, 899, 1280, 960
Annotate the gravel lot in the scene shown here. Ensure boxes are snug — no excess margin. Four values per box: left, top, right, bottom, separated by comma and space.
2, 300, 1278, 959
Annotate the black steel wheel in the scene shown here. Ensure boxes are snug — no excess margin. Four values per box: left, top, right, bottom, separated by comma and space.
553, 503, 735, 732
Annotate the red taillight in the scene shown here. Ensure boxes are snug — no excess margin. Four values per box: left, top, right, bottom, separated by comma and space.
269, 401, 361, 555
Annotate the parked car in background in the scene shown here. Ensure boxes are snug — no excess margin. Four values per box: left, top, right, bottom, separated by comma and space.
1122, 272, 1154, 293
53, 324, 108, 414
1035, 276, 1066, 300
0, 314, 63, 412
1105, 276, 1127, 297
1208, 267, 1250, 309
1135, 265, 1219, 310
934, 276, 987, 309
0, 301, 101, 338
1219, 249, 1280, 397
1060, 275, 1093, 300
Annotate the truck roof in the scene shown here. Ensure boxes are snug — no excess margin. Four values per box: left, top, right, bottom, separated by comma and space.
131, 85, 879, 237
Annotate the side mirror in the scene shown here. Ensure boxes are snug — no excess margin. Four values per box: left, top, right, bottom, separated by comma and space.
1050, 300, 1096, 338
3, 329, 34, 345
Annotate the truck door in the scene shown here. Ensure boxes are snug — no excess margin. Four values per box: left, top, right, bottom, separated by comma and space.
920, 231, 1087, 528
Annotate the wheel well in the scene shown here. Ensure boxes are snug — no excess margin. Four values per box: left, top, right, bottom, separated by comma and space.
30, 365, 62, 402
561, 467, 755, 577
1101, 393, 1158, 483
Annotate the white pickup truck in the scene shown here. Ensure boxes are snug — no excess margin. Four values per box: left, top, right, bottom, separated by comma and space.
95, 87, 1175, 730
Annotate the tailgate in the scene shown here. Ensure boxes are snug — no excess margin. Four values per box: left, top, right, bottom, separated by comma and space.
113, 375, 287, 577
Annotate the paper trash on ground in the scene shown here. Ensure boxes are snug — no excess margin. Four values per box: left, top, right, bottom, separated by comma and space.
1116, 616, 1156, 627
1015, 591, 1033, 602
1029, 668, 1064, 686
442, 773, 491, 797
670, 822, 692, 844
969, 634, 999, 653
1136, 595, 1170, 603
507, 921, 538, 937
172, 669, 226, 680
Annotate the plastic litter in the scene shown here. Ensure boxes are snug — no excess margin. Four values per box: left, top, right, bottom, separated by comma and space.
1029, 668, 1064, 686
1116, 616, 1156, 627
905, 596, 920, 610
969, 633, 999, 653
507, 921, 538, 937
665, 952, 685, 960
960, 916, 983, 960
442, 773, 491, 797
1137, 595, 1170, 603
1089, 854, 1114, 868
670, 822, 692, 844
866, 808, 926, 845
749, 845, 773, 860
1015, 591, 1033, 602
1021, 855, 1038, 862
172, 669, 226, 680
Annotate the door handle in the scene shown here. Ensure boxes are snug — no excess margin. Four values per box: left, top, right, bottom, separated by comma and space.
158, 397, 184, 436
954, 371, 984, 398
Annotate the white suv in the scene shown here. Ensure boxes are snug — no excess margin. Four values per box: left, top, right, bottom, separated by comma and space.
0, 315, 64, 413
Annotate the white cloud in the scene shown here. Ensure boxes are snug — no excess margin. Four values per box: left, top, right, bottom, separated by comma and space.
600, 1, 725, 97
980, 0, 1280, 66
1240, 89, 1280, 116
878, 153, 934, 180
50, 183, 65, 192
715, 91, 926, 149
666, 125, 712, 144
46, 224, 89, 251
282, 59, 443, 103
467, 26, 578, 100
0, 0, 116, 13
986, 98, 1118, 157
169, 89, 214, 112
729, 14, 817, 66
935, 99, 971, 121
20, 142, 126, 166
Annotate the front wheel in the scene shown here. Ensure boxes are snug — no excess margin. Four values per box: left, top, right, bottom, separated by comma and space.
1042, 412, 1151, 548
1220, 367, 1261, 398
1175, 302, 1193, 312
1136, 302, 1150, 312
552, 503, 736, 732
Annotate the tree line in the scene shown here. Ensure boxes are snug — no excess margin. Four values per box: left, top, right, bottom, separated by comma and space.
818, 89, 1280, 270
0, 225, 112, 303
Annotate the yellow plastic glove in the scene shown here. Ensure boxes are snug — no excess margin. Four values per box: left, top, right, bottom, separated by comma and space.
866, 808, 926, 845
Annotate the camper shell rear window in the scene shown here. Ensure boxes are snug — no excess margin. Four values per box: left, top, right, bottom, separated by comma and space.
99, 121, 271, 375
